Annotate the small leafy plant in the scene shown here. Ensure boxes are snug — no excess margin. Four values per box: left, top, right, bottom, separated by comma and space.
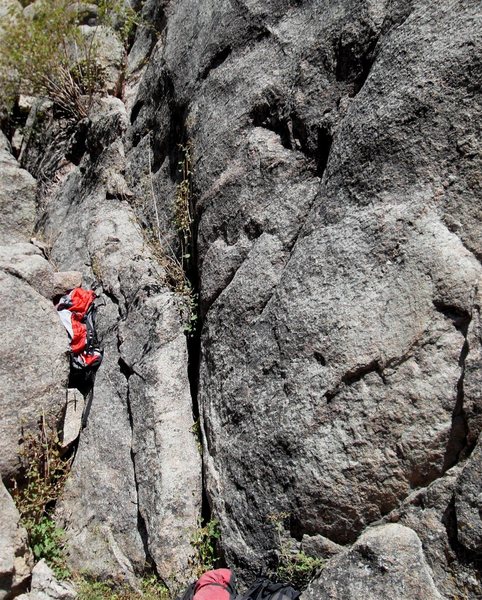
267, 513, 324, 589
9, 415, 72, 578
188, 518, 221, 579
29, 516, 71, 579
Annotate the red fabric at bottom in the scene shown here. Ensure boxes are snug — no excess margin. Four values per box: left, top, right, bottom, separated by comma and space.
193, 569, 233, 600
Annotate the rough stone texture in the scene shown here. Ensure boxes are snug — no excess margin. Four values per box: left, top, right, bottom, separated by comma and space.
27, 560, 76, 600
303, 524, 443, 600
301, 534, 343, 561
0, 137, 69, 478
61, 389, 84, 449
0, 479, 33, 600
0, 264, 69, 478
4, 0, 482, 594
48, 97, 201, 585
455, 436, 482, 555
0, 132, 36, 245
127, 0, 482, 589
52, 272, 83, 298
378, 464, 482, 598
0, 243, 82, 300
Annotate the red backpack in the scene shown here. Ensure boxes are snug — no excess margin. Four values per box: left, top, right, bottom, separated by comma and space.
178, 569, 237, 600
56, 287, 103, 370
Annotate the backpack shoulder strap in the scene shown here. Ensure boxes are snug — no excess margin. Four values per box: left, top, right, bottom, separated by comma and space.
176, 582, 196, 600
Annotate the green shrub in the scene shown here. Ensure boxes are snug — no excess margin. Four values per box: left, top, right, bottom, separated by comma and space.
189, 518, 221, 579
267, 513, 324, 589
0, 0, 94, 117
0, 0, 139, 118
9, 416, 72, 578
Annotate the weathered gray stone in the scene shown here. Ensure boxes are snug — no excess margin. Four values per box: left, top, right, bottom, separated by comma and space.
301, 534, 343, 561
304, 524, 443, 600
0, 243, 81, 300
380, 465, 481, 598
0, 132, 37, 245
61, 389, 84, 449
0, 479, 33, 600
455, 437, 482, 554
0, 243, 54, 299
49, 98, 201, 585
147, 0, 481, 580
8, 0, 482, 594
52, 272, 83, 298
29, 560, 76, 600
0, 262, 69, 477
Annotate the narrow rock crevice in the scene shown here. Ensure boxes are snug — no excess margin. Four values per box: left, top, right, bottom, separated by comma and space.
432, 301, 473, 470
443, 329, 471, 472
117, 331, 158, 576
185, 201, 214, 528
199, 46, 233, 81
335, 26, 380, 95
442, 497, 482, 579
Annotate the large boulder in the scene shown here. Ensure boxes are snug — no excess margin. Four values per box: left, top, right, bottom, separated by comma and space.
0, 132, 36, 246
303, 524, 443, 600
0, 136, 69, 478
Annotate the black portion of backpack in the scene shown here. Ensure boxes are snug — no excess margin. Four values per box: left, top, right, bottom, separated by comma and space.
240, 578, 301, 600
176, 582, 196, 600
84, 301, 99, 353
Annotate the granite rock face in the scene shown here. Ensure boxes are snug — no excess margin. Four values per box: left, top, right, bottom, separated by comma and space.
128, 0, 482, 587
47, 98, 202, 585
1, 0, 481, 596
455, 436, 482, 555
0, 132, 36, 246
0, 133, 70, 478
303, 524, 443, 600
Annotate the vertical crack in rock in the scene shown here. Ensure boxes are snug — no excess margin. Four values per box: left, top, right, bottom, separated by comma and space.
117, 341, 156, 572
186, 197, 213, 525
437, 303, 472, 472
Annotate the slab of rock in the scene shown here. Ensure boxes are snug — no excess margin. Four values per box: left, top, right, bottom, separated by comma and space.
52, 273, 82, 298
0, 132, 36, 245
455, 437, 482, 554
0, 479, 33, 600
301, 534, 343, 560
29, 560, 76, 600
61, 389, 84, 449
158, 0, 482, 578
49, 98, 201, 585
0, 262, 69, 477
303, 524, 443, 600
